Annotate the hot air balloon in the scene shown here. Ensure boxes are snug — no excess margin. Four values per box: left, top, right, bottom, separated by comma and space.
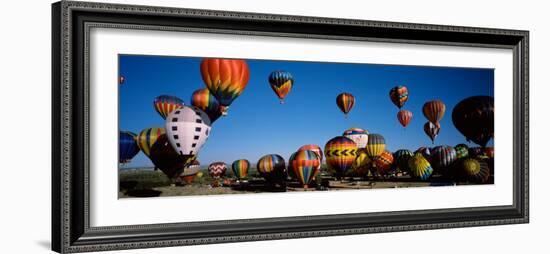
208, 162, 227, 180
191, 88, 222, 123
353, 149, 372, 176
397, 110, 413, 128
231, 159, 250, 180
430, 145, 458, 173
408, 153, 433, 180
324, 136, 358, 176
364, 134, 385, 159
119, 75, 125, 85
415, 147, 431, 160
389, 85, 409, 109
336, 92, 355, 117
423, 121, 440, 144
287, 152, 298, 180
289, 150, 320, 188
257, 154, 287, 184
136, 127, 165, 158
485, 147, 494, 158
180, 160, 200, 184
165, 106, 212, 157
423, 100, 446, 124
119, 131, 140, 163
200, 58, 250, 115
454, 144, 470, 159
297, 144, 323, 162
458, 158, 490, 183
153, 95, 184, 119
394, 149, 413, 172
373, 150, 394, 175
451, 96, 494, 147
342, 128, 369, 149
268, 70, 294, 103
149, 134, 196, 179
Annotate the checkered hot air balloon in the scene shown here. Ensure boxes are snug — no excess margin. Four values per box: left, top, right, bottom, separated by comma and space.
389, 85, 409, 109
373, 150, 394, 175
324, 136, 358, 175
257, 154, 287, 184
200, 58, 250, 115
408, 153, 433, 181
231, 159, 250, 180
336, 92, 355, 117
268, 70, 294, 104
153, 95, 184, 120
290, 150, 320, 188
165, 106, 212, 157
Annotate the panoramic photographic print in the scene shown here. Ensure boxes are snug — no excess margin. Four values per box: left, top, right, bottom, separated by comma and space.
118, 55, 494, 198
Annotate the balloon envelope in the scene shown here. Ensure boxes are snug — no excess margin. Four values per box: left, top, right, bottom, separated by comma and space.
422, 100, 446, 124
268, 70, 294, 103
389, 85, 409, 109
336, 92, 355, 116
394, 149, 413, 172
119, 131, 140, 163
324, 136, 358, 174
200, 58, 250, 115
149, 134, 195, 179
342, 128, 369, 149
191, 88, 222, 123
408, 153, 433, 180
232, 159, 250, 180
290, 150, 320, 188
208, 162, 227, 178
153, 95, 184, 119
397, 110, 413, 128
364, 134, 385, 158
430, 145, 458, 173
373, 150, 394, 175
452, 96, 494, 147
423, 121, 440, 144
136, 127, 165, 158
165, 106, 212, 157
257, 154, 287, 183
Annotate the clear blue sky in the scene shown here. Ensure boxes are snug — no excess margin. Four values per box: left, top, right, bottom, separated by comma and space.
119, 55, 494, 168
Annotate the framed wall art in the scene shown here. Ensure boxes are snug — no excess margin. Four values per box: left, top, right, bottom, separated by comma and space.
52, 1, 529, 253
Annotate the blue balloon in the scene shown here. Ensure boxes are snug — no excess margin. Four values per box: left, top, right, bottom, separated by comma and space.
119, 131, 140, 163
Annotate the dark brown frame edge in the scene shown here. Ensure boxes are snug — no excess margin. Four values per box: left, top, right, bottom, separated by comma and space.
52, 1, 529, 253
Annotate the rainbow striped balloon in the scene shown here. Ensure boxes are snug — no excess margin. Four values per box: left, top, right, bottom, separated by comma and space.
268, 70, 294, 103
408, 153, 433, 180
336, 92, 355, 116
136, 127, 165, 158
297, 144, 323, 163
324, 136, 358, 174
290, 150, 320, 188
191, 88, 222, 123
231, 159, 250, 180
153, 95, 184, 119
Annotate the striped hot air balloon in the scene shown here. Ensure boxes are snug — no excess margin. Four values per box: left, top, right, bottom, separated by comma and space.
373, 150, 394, 175
290, 150, 320, 188
136, 127, 165, 158
394, 149, 413, 173
408, 153, 433, 180
268, 70, 294, 103
208, 162, 227, 178
191, 88, 222, 123
364, 134, 385, 159
336, 92, 355, 117
324, 136, 358, 175
200, 58, 250, 115
430, 145, 458, 173
297, 144, 323, 163
458, 158, 490, 183
424, 121, 440, 144
231, 159, 250, 180
257, 154, 287, 184
397, 109, 413, 128
389, 85, 409, 109
423, 100, 446, 124
342, 128, 369, 149
353, 149, 372, 176
119, 131, 140, 163
454, 144, 470, 159
153, 95, 184, 119
415, 146, 432, 160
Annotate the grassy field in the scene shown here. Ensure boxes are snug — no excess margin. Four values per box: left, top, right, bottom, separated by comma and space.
118, 168, 485, 198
